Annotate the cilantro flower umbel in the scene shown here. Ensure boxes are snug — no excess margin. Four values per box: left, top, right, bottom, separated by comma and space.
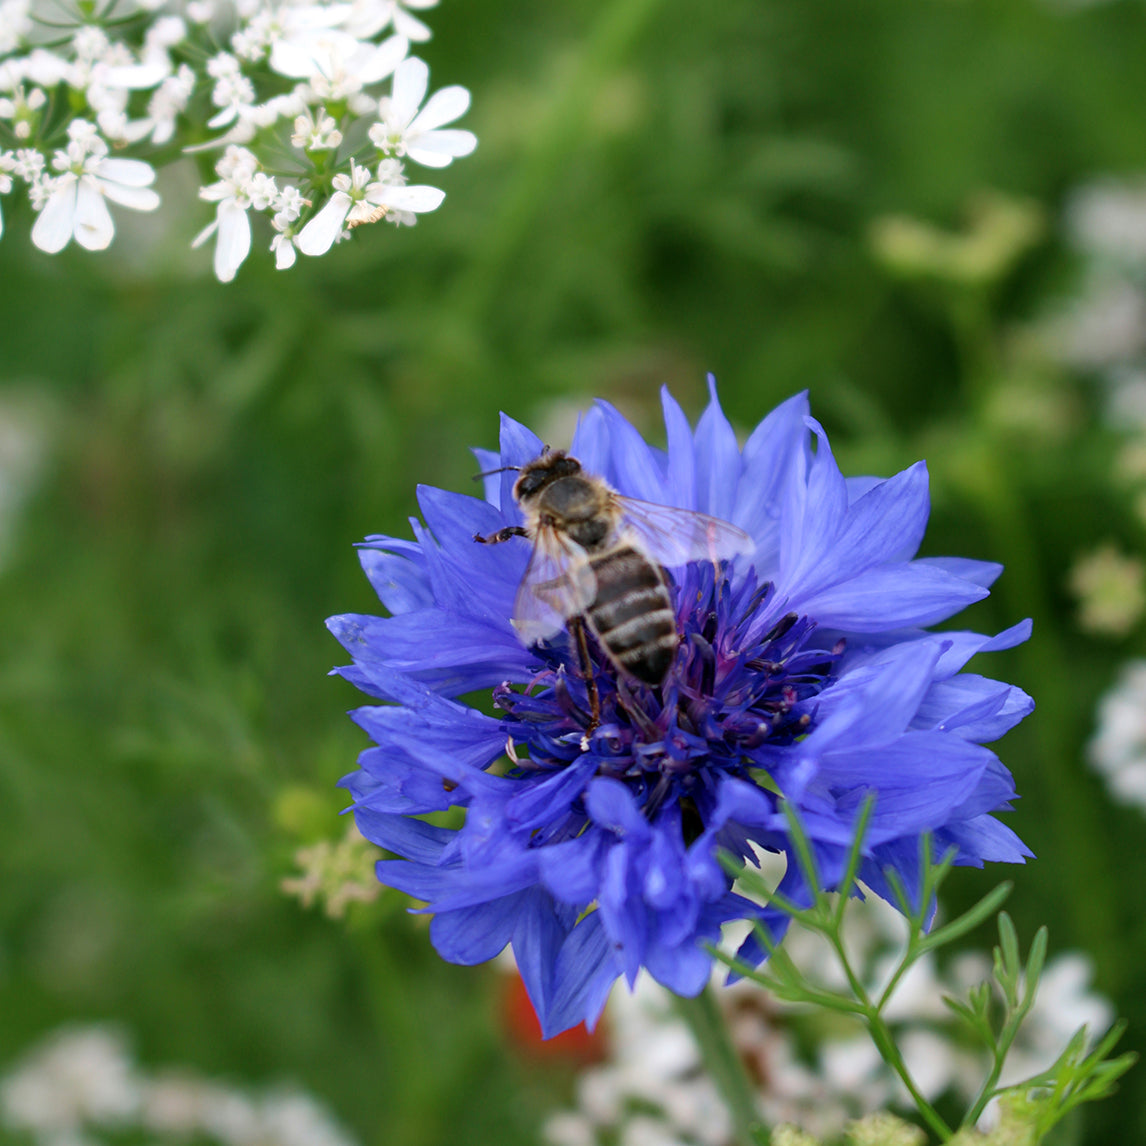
31, 119, 159, 253
329, 385, 1034, 1036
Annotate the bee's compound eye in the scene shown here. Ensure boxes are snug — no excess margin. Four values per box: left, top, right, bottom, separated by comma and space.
554, 456, 581, 478
515, 470, 547, 499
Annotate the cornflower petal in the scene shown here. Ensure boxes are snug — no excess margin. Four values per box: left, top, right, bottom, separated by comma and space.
331, 387, 1033, 1036
794, 562, 989, 631
594, 398, 665, 501
694, 376, 740, 521
661, 387, 698, 509
732, 390, 809, 549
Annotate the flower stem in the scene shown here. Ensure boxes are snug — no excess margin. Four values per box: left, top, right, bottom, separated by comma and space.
864, 1015, 953, 1141
674, 986, 768, 1146
828, 936, 953, 1142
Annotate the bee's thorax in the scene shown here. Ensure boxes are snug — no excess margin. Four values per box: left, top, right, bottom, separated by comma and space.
533, 476, 617, 551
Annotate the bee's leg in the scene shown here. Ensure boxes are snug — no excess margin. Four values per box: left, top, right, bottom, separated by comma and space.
473, 526, 530, 544
569, 615, 601, 750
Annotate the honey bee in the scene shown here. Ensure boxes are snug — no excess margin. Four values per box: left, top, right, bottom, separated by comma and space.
474, 450, 754, 730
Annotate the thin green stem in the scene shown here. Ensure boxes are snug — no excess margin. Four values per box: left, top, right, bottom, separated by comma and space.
675, 986, 768, 1146
964, 1051, 1008, 1128
829, 935, 953, 1141
828, 932, 871, 1008
875, 942, 919, 1013
864, 1019, 953, 1141
963, 1003, 1031, 1128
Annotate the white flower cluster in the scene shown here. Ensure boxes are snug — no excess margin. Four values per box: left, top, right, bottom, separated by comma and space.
0, 1025, 359, 1146
1043, 179, 1146, 425
0, 0, 475, 280
542, 892, 1114, 1146
1088, 659, 1146, 811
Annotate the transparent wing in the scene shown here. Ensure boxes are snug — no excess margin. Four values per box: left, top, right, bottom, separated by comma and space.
615, 495, 755, 568
512, 526, 598, 645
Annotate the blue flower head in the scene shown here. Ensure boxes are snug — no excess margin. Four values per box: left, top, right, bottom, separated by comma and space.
329, 383, 1033, 1036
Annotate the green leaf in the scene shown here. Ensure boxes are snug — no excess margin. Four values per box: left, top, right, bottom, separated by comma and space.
835, 793, 875, 909
1021, 925, 1048, 1009
998, 911, 1020, 975
993, 912, 1021, 1008
919, 881, 1012, 952
882, 864, 915, 922
780, 799, 824, 902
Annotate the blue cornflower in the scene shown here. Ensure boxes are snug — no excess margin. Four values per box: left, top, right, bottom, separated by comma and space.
329, 383, 1033, 1036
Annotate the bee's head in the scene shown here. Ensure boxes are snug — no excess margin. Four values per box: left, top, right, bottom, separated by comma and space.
514, 450, 582, 502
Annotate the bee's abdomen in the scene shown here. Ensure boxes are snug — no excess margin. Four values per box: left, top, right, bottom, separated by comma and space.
586, 545, 677, 685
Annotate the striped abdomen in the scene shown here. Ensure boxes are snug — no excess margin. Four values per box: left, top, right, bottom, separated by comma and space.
585, 544, 677, 685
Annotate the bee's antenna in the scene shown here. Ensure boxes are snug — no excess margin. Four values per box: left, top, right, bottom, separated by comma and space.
471, 465, 521, 482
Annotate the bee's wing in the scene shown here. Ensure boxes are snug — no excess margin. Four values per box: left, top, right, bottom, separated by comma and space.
614, 495, 755, 568
512, 525, 598, 645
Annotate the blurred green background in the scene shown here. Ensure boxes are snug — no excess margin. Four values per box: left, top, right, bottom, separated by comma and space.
2, 0, 1146, 1142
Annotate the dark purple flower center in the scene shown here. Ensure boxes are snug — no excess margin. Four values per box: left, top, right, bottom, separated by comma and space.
492, 565, 843, 824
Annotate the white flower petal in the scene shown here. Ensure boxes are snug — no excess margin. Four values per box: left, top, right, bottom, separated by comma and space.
191, 218, 218, 249
406, 129, 477, 167
101, 181, 161, 211
274, 239, 297, 270
370, 183, 444, 213
408, 84, 469, 133
101, 62, 169, 89
342, 4, 388, 39
404, 0, 440, 10
73, 178, 115, 250
392, 8, 432, 41
214, 198, 251, 281
294, 6, 351, 31
207, 105, 239, 129
119, 118, 157, 144
403, 147, 452, 169
355, 33, 408, 84
268, 39, 317, 79
24, 50, 70, 87
297, 191, 353, 256
31, 177, 78, 253
99, 158, 157, 187
390, 56, 429, 128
